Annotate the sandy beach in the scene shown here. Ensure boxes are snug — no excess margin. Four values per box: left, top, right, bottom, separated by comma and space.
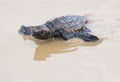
0, 0, 120, 82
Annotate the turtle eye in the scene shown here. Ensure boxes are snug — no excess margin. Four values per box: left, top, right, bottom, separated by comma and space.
41, 31, 44, 33
40, 30, 46, 35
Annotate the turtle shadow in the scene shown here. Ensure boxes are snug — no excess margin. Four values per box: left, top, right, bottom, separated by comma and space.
22, 37, 103, 61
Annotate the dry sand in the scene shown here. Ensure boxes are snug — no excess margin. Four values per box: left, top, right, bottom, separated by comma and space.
0, 0, 120, 82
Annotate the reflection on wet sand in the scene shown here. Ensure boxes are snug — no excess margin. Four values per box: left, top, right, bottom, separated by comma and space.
34, 39, 79, 61
22, 36, 103, 61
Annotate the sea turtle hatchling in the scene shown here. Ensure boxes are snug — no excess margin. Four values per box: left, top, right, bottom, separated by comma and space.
19, 15, 99, 42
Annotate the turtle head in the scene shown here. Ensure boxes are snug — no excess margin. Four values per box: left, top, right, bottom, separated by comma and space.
32, 25, 51, 39
19, 25, 34, 36
19, 25, 51, 39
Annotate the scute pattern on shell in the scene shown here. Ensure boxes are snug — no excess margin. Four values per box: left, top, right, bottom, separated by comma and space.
49, 15, 88, 33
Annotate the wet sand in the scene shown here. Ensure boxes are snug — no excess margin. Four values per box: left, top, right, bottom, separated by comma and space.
0, 0, 120, 82
26, 37, 103, 61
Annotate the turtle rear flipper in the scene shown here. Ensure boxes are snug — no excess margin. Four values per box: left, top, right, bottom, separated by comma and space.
82, 26, 91, 32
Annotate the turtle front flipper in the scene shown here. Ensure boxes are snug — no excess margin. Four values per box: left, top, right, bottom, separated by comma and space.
59, 29, 75, 40
76, 31, 99, 42
61, 33, 75, 40
59, 28, 99, 42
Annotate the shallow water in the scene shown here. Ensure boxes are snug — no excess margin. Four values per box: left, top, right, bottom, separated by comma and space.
0, 0, 120, 82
